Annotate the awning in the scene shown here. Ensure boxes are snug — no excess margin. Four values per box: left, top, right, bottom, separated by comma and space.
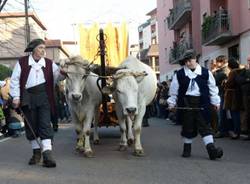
147, 44, 159, 57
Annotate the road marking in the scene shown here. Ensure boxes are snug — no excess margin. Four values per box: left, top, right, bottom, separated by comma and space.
0, 137, 12, 143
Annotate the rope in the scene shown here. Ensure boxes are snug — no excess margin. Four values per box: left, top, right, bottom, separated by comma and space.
63, 71, 112, 79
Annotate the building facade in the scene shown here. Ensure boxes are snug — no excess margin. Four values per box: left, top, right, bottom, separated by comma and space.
157, 0, 250, 81
0, 12, 70, 68
200, 0, 250, 66
129, 44, 139, 58
157, 0, 201, 81
138, 8, 160, 80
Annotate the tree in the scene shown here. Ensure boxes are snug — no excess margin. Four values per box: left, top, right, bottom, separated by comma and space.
0, 64, 12, 80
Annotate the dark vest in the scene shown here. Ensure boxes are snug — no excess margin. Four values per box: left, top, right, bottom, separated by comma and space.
176, 67, 211, 123
19, 56, 55, 114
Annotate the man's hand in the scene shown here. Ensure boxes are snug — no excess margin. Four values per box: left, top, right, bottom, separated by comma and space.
60, 68, 67, 76
12, 99, 20, 109
168, 103, 176, 113
213, 105, 220, 111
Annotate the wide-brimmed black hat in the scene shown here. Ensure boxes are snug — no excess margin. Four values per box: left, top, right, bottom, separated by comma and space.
179, 50, 199, 65
24, 38, 45, 52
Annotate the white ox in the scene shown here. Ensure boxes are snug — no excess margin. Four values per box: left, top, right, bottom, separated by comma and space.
60, 56, 102, 157
103, 56, 157, 156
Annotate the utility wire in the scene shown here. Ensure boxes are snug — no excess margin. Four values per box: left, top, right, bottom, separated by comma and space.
13, 0, 24, 6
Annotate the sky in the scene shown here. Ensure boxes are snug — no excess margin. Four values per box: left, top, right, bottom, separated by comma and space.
11, 0, 156, 45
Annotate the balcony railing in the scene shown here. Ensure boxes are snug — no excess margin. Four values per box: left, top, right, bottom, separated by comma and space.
155, 65, 160, 72
150, 65, 160, 73
202, 10, 233, 46
167, 0, 192, 30
169, 38, 193, 64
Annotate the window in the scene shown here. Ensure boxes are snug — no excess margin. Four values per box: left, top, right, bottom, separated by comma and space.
164, 48, 168, 60
228, 44, 239, 61
164, 18, 167, 34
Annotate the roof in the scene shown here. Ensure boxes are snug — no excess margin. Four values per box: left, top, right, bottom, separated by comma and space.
62, 41, 78, 45
146, 8, 157, 16
45, 39, 70, 57
147, 44, 159, 57
0, 12, 47, 30
138, 20, 150, 30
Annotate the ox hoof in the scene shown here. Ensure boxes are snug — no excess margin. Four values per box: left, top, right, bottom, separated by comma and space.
133, 149, 145, 157
127, 139, 134, 146
93, 139, 100, 145
76, 147, 85, 153
84, 151, 94, 158
118, 145, 127, 152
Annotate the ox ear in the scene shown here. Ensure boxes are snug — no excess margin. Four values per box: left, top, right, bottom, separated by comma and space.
134, 71, 148, 83
102, 86, 115, 95
58, 58, 70, 68
88, 64, 99, 72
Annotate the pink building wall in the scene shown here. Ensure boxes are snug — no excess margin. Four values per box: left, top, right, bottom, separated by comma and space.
157, 0, 203, 80
157, 0, 179, 81
191, 0, 202, 55
228, 0, 240, 34
200, 0, 226, 60
239, 0, 250, 33
200, 0, 250, 63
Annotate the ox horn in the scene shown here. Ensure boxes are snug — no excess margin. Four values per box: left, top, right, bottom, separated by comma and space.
132, 71, 148, 77
112, 72, 126, 80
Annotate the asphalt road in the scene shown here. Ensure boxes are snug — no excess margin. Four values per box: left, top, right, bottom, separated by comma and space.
0, 118, 250, 184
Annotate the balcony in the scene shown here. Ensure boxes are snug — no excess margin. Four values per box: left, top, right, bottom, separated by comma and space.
151, 31, 157, 38
202, 10, 236, 46
169, 38, 193, 64
167, 0, 192, 30
150, 17, 157, 25
155, 65, 160, 73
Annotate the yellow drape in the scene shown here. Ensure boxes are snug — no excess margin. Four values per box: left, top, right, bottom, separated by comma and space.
78, 22, 128, 67
118, 22, 128, 62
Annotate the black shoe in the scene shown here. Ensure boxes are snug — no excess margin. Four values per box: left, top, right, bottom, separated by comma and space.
206, 143, 223, 160
28, 149, 41, 165
182, 143, 191, 158
214, 132, 224, 138
231, 134, 240, 140
142, 119, 149, 127
43, 150, 56, 168
243, 135, 250, 140
53, 124, 58, 132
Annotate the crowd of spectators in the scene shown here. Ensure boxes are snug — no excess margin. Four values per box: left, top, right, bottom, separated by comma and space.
0, 79, 71, 138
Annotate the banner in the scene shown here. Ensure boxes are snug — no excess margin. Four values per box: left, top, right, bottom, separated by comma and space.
78, 22, 128, 67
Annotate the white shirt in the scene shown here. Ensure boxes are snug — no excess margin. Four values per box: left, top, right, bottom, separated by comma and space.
10, 55, 62, 100
167, 64, 220, 107
0, 80, 6, 87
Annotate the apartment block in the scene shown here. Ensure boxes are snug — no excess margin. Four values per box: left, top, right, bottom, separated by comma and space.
200, 0, 250, 66
157, 0, 201, 81
138, 8, 160, 80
